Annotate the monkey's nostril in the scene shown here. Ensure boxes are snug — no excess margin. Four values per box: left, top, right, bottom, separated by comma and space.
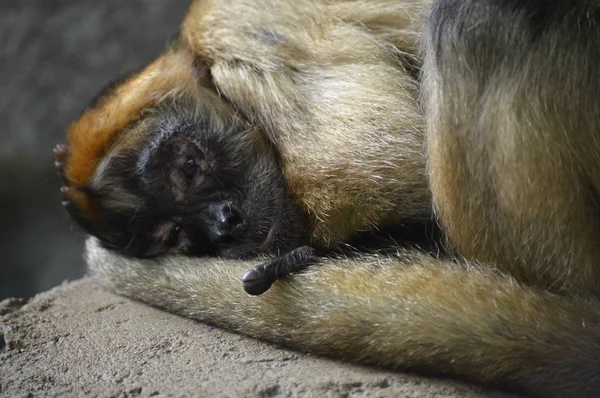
207, 201, 244, 242
221, 205, 243, 229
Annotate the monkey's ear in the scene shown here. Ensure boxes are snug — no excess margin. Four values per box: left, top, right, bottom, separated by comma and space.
192, 56, 218, 93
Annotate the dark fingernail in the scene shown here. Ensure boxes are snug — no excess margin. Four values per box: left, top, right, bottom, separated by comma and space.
243, 280, 272, 296
241, 269, 260, 283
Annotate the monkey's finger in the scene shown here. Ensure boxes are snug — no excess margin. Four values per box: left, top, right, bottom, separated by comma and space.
272, 246, 315, 279
60, 186, 74, 207
53, 144, 67, 161
59, 185, 98, 235
242, 246, 316, 295
242, 267, 275, 295
54, 144, 69, 185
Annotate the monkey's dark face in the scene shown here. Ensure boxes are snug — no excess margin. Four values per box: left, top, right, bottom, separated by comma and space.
81, 99, 308, 259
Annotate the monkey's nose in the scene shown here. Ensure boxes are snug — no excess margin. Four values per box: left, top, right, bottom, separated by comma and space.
206, 201, 244, 242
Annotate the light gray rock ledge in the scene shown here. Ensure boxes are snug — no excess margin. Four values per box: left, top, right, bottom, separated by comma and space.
0, 279, 511, 397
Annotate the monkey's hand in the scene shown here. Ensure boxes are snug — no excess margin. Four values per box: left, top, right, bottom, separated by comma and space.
241, 246, 315, 296
54, 143, 101, 237
54, 144, 76, 211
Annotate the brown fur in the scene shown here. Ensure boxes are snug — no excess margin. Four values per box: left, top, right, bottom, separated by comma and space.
423, 0, 600, 294
66, 0, 600, 396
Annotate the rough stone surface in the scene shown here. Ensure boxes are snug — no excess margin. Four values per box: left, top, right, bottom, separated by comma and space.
0, 279, 513, 397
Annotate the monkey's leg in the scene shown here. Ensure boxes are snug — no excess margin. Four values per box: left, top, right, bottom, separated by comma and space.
423, 0, 600, 294
87, 238, 600, 397
241, 246, 315, 296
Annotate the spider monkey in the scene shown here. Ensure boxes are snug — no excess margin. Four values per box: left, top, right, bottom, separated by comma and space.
57, 0, 600, 396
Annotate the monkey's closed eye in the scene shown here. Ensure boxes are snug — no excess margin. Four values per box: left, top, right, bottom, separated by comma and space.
183, 156, 197, 179
166, 225, 181, 248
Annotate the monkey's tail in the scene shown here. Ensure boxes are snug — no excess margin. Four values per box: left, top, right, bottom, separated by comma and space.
86, 238, 600, 397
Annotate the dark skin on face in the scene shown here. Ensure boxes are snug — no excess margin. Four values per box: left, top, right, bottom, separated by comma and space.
56, 100, 313, 294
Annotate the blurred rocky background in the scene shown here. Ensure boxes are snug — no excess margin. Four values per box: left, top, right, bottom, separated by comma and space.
0, 0, 190, 299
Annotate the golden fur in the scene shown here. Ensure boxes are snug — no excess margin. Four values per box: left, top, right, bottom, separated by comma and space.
64, 0, 600, 396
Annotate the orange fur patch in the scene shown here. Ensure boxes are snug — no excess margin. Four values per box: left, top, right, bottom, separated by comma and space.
64, 47, 198, 220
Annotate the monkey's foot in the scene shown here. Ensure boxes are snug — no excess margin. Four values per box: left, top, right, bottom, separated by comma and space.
241, 246, 315, 296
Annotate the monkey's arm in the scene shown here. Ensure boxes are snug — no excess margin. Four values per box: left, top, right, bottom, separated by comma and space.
86, 238, 600, 397
181, 0, 432, 245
